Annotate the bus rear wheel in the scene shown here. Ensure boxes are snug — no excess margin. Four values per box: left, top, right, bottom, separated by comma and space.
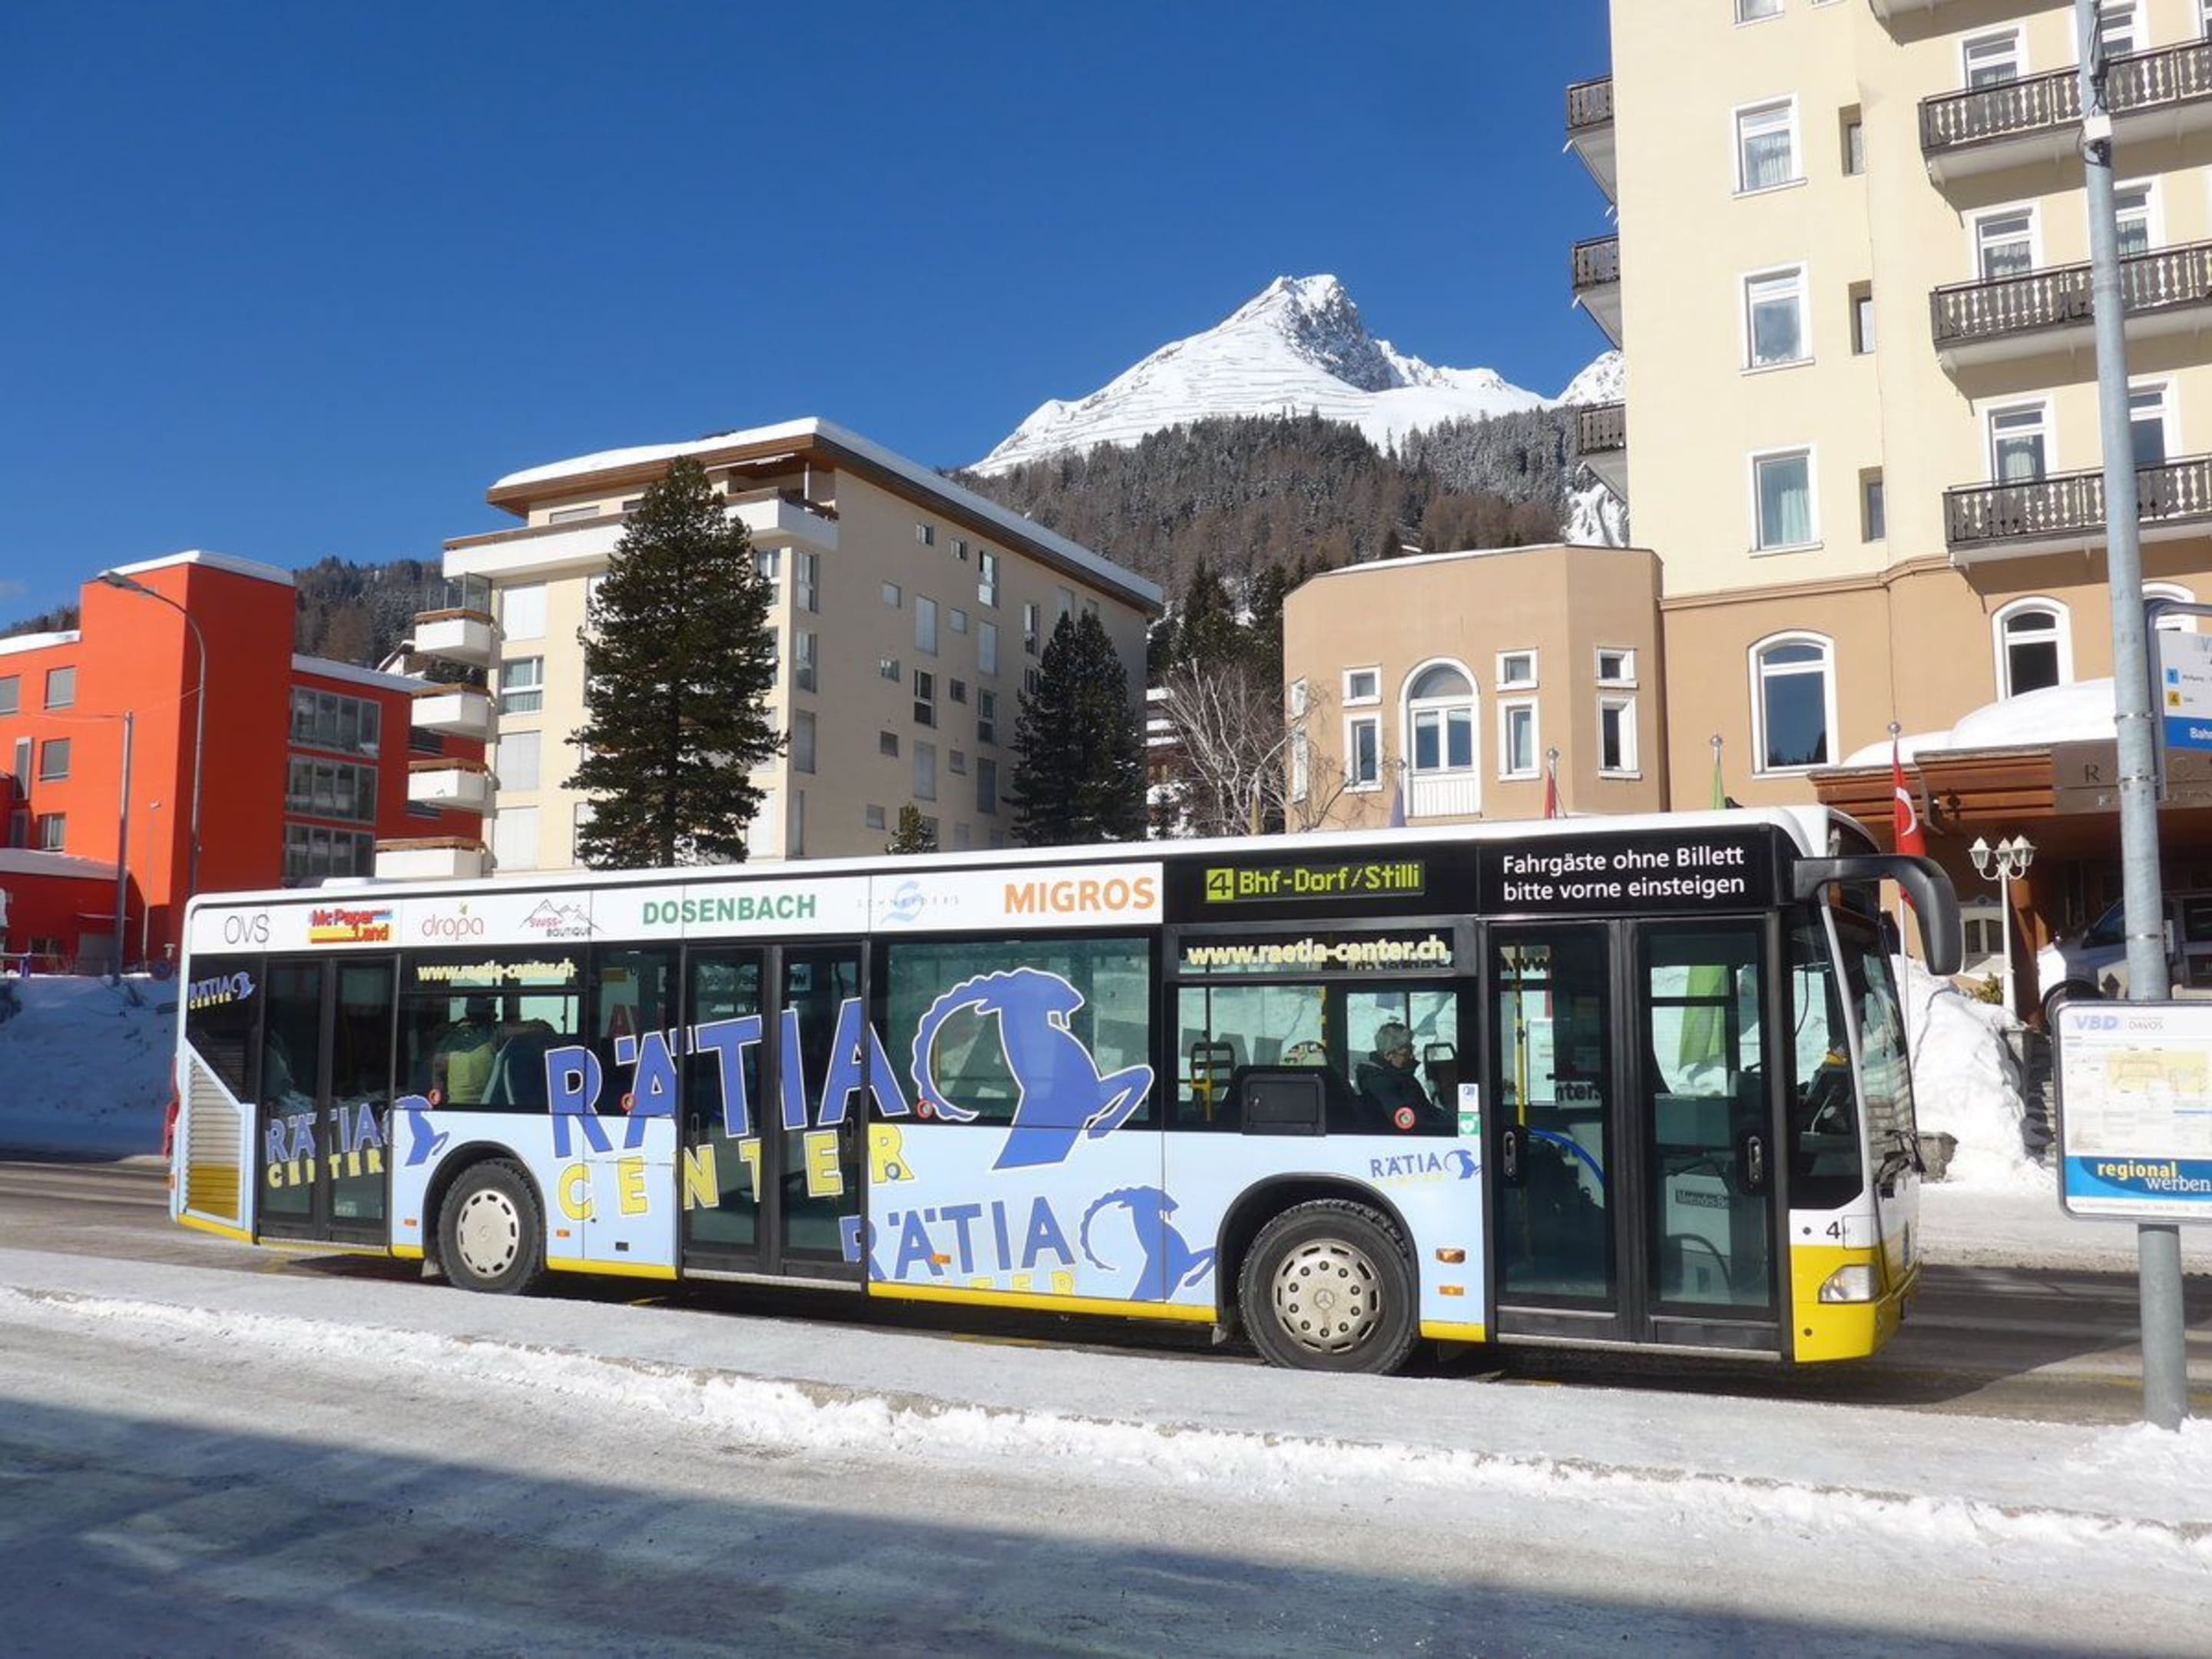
439, 1160, 548, 1296
1239, 1200, 1418, 1374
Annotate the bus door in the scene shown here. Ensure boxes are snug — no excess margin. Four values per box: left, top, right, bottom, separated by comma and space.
256, 956, 396, 1246
681, 943, 866, 1283
1488, 919, 1779, 1352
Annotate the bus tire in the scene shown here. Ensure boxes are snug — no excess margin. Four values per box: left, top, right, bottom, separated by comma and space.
1239, 1199, 1418, 1375
438, 1160, 548, 1296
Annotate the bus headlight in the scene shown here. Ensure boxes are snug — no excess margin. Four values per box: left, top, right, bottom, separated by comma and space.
1818, 1264, 1876, 1303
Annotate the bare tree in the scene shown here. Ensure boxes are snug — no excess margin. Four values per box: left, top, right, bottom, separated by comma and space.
1154, 663, 1368, 836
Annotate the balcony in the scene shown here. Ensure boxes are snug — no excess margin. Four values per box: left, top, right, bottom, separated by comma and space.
1866, 0, 1939, 18
1565, 75, 1616, 201
411, 683, 495, 740
373, 837, 489, 882
1921, 41, 2212, 184
445, 488, 838, 582
1944, 453, 2212, 561
412, 576, 498, 667
1931, 240, 2212, 369
407, 757, 493, 813
729, 488, 841, 555
1575, 401, 1628, 501
1408, 772, 1481, 820
1571, 234, 1622, 347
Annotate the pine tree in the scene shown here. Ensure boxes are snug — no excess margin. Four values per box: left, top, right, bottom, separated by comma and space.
886, 803, 936, 854
1008, 611, 1144, 846
565, 456, 783, 868
1174, 558, 1243, 671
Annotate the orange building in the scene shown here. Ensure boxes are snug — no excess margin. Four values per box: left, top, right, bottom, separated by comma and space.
0, 551, 483, 970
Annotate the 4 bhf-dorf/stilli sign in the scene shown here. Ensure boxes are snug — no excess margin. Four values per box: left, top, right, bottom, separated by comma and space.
2055, 1000, 2212, 1221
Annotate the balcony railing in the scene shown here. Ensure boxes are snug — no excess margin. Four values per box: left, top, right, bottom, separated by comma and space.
1566, 75, 1613, 134
1571, 234, 1620, 290
1575, 402, 1626, 456
1932, 239, 2212, 353
1922, 40, 2212, 160
1945, 454, 2212, 551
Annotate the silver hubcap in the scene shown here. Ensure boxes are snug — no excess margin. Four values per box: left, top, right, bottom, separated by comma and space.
454, 1187, 522, 1280
1271, 1237, 1383, 1356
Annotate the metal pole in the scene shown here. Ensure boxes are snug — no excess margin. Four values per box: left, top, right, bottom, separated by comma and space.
1998, 865, 2015, 1018
111, 711, 132, 980
2077, 0, 2187, 1430
181, 608, 204, 904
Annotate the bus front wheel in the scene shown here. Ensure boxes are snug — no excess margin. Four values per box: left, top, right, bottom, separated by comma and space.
438, 1160, 548, 1296
1239, 1200, 1418, 1375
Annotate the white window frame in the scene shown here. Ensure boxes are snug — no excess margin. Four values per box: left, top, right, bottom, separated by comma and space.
794, 630, 817, 694
1343, 666, 1381, 706
979, 620, 999, 676
1495, 651, 1538, 692
794, 550, 820, 614
1595, 647, 1637, 688
1736, 0, 1783, 25
492, 806, 539, 873
1741, 263, 1810, 371
792, 708, 817, 775
1992, 597, 2075, 698
916, 595, 938, 656
2147, 581, 2199, 633
2111, 178, 2160, 257
1733, 97, 1800, 195
500, 583, 548, 642
1402, 658, 1479, 780
498, 655, 545, 716
1290, 729, 1310, 804
496, 729, 542, 793
1985, 398, 2054, 482
1749, 631, 1839, 776
1597, 695, 1638, 777
882, 581, 902, 609
1344, 714, 1382, 791
1498, 699, 1540, 780
1972, 204, 2041, 281
2096, 0, 2142, 60
1749, 445, 1820, 553
1961, 27, 2025, 88
2130, 377, 2177, 468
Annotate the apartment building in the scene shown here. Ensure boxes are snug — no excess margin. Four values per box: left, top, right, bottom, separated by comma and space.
1562, 0, 2212, 999
404, 419, 1161, 874
0, 552, 482, 969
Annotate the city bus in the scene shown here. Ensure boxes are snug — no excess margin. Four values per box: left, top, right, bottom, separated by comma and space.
171, 807, 1958, 1374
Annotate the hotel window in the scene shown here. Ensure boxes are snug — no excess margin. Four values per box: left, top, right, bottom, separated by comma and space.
1499, 701, 1538, 780
38, 737, 70, 781
865, 803, 886, 832
914, 742, 937, 802
977, 757, 998, 815
1735, 100, 1797, 193
979, 620, 999, 675
499, 656, 545, 715
916, 596, 938, 655
1752, 449, 1816, 550
547, 505, 601, 525
1737, 0, 1781, 22
286, 757, 376, 823
36, 813, 65, 851
1995, 601, 2070, 697
1862, 470, 1886, 541
978, 551, 1000, 608
1346, 715, 1381, 789
916, 522, 935, 547
879, 730, 899, 758
1495, 652, 1537, 692
2131, 384, 2174, 469
1962, 28, 2023, 89
914, 671, 937, 728
1988, 402, 2050, 482
793, 709, 817, 774
1744, 267, 1808, 368
879, 656, 901, 682
2097, 1, 2141, 59
0, 676, 16, 715
44, 667, 75, 710
501, 583, 547, 641
1840, 108, 1864, 176
949, 748, 968, 776
1596, 648, 1636, 687
1598, 697, 1637, 775
795, 550, 820, 614
1850, 283, 1875, 355
754, 548, 781, 583
1344, 666, 1380, 705
1023, 602, 1041, 655
882, 581, 902, 609
2114, 184, 2154, 259
1975, 209, 2035, 280
1406, 664, 1476, 775
950, 607, 969, 635
795, 630, 818, 693
289, 687, 382, 758
1752, 634, 1834, 772
496, 730, 541, 793
978, 689, 998, 746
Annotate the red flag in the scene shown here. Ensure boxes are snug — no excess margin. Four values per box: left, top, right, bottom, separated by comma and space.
1891, 737, 1926, 858
1542, 750, 1561, 820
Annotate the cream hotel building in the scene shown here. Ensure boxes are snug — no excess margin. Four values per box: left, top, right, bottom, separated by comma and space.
391, 420, 1159, 876
1291, 1, 2212, 988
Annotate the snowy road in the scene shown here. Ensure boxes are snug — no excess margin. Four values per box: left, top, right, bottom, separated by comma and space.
2, 1249, 2209, 1658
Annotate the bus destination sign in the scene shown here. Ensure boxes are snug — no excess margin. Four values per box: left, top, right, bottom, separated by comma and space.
1202, 859, 1426, 905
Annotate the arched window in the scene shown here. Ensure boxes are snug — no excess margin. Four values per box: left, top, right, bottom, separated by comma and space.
1750, 633, 1835, 773
1992, 598, 2071, 698
1401, 660, 1479, 817
2145, 581, 2197, 634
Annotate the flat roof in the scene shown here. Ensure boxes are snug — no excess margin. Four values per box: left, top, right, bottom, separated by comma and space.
0, 631, 81, 659
293, 654, 430, 695
108, 549, 295, 588
1297, 542, 1655, 585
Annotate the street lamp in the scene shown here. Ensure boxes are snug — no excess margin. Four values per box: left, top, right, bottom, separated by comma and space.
97, 571, 206, 909
1969, 834, 2036, 1016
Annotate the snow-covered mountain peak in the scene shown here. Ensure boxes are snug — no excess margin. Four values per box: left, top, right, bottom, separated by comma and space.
1557, 350, 1624, 406
972, 275, 1548, 475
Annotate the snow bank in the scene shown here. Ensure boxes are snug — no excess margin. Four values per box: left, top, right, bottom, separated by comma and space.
1903, 956, 2045, 1190
0, 975, 174, 1154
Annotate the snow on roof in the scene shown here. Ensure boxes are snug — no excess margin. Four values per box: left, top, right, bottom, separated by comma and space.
1301, 542, 1651, 582
1840, 680, 2121, 767
292, 654, 429, 695
108, 549, 294, 588
491, 417, 1162, 610
0, 631, 81, 658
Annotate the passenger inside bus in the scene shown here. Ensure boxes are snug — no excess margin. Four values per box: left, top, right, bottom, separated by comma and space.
430, 997, 501, 1106
1356, 1023, 1433, 1121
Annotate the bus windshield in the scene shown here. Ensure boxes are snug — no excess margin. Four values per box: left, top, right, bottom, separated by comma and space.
1786, 909, 1916, 1207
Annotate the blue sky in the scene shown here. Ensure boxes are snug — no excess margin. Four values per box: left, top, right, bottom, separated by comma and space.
0, 2, 1610, 618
